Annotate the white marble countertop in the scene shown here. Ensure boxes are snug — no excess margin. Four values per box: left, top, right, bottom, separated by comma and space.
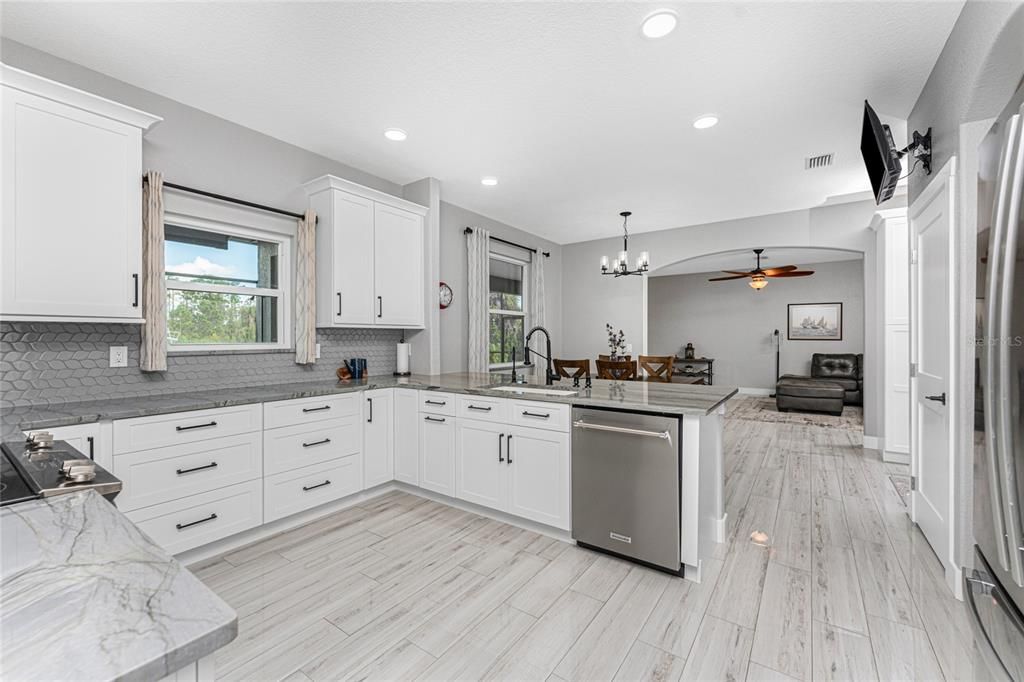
0, 491, 237, 681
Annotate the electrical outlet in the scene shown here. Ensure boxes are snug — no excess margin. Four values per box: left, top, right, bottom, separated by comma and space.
109, 346, 128, 368
315, 343, 321, 359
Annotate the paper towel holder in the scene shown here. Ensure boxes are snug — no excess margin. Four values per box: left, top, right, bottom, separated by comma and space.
394, 330, 412, 377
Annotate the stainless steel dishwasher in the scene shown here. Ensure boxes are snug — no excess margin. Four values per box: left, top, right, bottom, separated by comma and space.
571, 406, 682, 574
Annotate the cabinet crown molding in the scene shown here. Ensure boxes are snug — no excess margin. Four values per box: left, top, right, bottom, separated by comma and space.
302, 174, 428, 216
0, 63, 162, 131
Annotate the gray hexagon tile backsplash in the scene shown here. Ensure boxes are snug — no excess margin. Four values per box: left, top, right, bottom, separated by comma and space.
0, 322, 403, 407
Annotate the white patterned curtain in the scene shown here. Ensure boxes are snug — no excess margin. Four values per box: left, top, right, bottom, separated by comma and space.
467, 227, 491, 373
294, 209, 317, 365
528, 253, 547, 378
140, 170, 167, 372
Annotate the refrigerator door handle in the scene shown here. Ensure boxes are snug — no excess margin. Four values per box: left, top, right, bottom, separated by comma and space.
996, 108, 1024, 587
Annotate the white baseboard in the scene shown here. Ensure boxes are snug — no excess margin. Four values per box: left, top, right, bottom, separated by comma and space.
738, 387, 774, 396
715, 513, 728, 543
862, 435, 882, 450
882, 449, 910, 465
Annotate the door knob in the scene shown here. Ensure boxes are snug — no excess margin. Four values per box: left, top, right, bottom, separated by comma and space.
925, 392, 946, 405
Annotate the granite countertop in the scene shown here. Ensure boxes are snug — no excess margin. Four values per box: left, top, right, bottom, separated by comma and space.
1, 372, 737, 439
0, 490, 237, 681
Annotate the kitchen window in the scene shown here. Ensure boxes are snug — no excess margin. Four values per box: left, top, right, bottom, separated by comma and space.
164, 220, 290, 352
489, 254, 528, 369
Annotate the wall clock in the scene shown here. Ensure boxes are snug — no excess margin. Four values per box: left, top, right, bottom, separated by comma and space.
439, 281, 453, 309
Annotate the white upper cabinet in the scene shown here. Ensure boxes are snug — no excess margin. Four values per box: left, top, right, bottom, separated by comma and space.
1, 66, 161, 322
305, 175, 426, 329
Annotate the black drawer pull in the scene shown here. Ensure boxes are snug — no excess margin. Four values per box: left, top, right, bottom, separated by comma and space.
522, 411, 551, 419
367, 397, 373, 423
468, 405, 492, 412
87, 436, 95, 460
176, 513, 217, 530
424, 416, 446, 423
302, 405, 332, 413
507, 434, 513, 464
176, 421, 218, 432
176, 462, 218, 475
337, 292, 342, 316
499, 433, 505, 462
303, 480, 331, 492
132, 273, 139, 307
302, 438, 331, 448
425, 399, 447, 406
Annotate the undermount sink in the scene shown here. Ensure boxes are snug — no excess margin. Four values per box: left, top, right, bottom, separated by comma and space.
489, 385, 578, 397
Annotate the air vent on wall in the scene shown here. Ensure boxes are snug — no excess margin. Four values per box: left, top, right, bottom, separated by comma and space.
805, 153, 834, 170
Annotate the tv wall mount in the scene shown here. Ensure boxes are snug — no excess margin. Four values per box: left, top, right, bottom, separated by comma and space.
894, 127, 932, 176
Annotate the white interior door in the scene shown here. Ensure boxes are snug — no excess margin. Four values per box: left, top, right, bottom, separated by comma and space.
909, 158, 959, 597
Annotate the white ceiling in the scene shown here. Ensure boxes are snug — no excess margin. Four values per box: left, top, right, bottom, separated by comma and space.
0, 2, 963, 244
651, 247, 862, 277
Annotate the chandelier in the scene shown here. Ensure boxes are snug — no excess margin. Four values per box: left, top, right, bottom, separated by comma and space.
600, 211, 649, 277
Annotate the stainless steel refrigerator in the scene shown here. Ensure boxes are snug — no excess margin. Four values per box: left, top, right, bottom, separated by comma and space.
971, 80, 1024, 681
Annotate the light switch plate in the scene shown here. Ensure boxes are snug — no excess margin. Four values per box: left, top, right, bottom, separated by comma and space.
315, 343, 321, 359
109, 346, 128, 368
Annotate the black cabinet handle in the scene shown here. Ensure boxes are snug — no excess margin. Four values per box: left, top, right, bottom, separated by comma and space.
337, 292, 343, 316
86, 436, 94, 460
522, 411, 550, 419
302, 438, 331, 448
303, 480, 331, 492
132, 273, 139, 307
176, 421, 218, 432
468, 405, 492, 412
424, 415, 446, 423
176, 513, 217, 530
176, 461, 218, 475
499, 433, 505, 462
425, 399, 447, 406
925, 393, 947, 405
378, 295, 383, 318
302, 405, 331, 413
367, 397, 373, 423
507, 434, 513, 464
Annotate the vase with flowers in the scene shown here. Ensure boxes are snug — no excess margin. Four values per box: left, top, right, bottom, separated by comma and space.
606, 323, 627, 360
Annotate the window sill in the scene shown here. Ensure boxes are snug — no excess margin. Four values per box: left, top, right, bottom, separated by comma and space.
168, 347, 295, 357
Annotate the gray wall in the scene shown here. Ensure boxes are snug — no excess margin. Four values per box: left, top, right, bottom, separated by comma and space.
438, 201, 563, 373
648, 260, 865, 390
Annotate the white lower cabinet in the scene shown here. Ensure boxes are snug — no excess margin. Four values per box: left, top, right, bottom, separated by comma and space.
363, 389, 394, 488
393, 389, 420, 485
264, 455, 362, 523
419, 413, 455, 496
455, 419, 571, 531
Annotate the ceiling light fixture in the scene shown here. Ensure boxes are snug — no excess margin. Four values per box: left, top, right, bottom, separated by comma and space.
481, 176, 499, 186
383, 128, 407, 141
693, 115, 719, 130
601, 211, 649, 277
641, 9, 678, 38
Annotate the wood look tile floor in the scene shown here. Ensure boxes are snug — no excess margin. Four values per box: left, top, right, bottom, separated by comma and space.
195, 409, 979, 681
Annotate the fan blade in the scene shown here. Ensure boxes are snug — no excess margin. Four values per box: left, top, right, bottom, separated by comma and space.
766, 270, 815, 278
721, 270, 754, 276
761, 265, 797, 275
708, 274, 749, 282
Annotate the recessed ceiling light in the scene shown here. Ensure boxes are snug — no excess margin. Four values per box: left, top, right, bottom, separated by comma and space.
384, 128, 407, 141
481, 176, 499, 186
641, 10, 678, 39
693, 115, 719, 130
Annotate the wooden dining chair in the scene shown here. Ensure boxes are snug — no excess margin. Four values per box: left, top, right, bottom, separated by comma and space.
639, 355, 675, 382
596, 359, 636, 381
554, 359, 591, 379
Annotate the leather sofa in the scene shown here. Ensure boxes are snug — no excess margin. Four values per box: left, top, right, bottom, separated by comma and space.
775, 353, 863, 415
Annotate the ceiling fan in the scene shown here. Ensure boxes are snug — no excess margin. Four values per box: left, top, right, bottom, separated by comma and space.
707, 248, 815, 290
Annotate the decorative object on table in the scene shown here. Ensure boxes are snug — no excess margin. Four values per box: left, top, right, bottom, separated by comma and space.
344, 358, 368, 379
600, 211, 649, 277
684, 342, 695, 359
395, 331, 412, 376
787, 302, 843, 340
605, 323, 627, 359
439, 281, 453, 310
707, 248, 815, 290
684, 365, 694, 373
671, 356, 715, 385
336, 365, 351, 381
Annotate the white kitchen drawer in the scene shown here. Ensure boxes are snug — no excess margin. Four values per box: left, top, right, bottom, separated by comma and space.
264, 455, 363, 522
124, 479, 262, 555
509, 399, 571, 432
113, 432, 262, 512
419, 391, 456, 416
113, 404, 262, 454
456, 394, 508, 423
263, 394, 360, 430
262, 417, 361, 476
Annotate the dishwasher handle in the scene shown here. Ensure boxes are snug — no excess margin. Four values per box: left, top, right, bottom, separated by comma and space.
572, 419, 673, 446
